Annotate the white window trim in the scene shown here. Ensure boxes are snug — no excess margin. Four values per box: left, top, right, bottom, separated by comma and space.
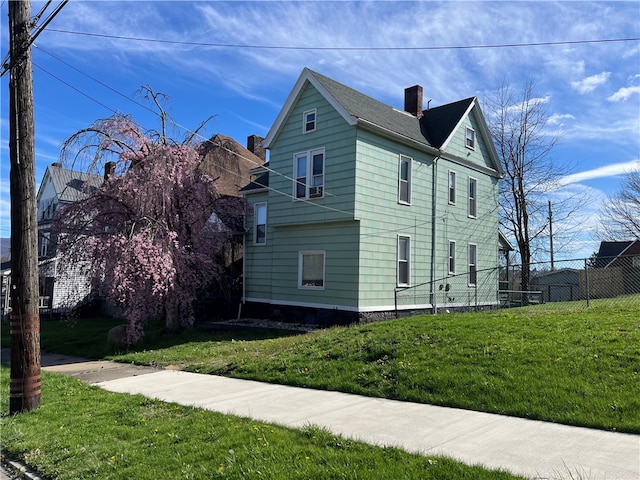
293, 147, 325, 200
448, 240, 456, 275
298, 250, 325, 290
398, 155, 412, 205
448, 170, 456, 205
397, 235, 411, 287
253, 202, 267, 246
303, 109, 317, 134
468, 176, 477, 219
468, 243, 477, 287
465, 126, 476, 150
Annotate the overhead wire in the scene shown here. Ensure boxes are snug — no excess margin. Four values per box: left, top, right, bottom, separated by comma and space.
0, 0, 68, 78
32, 44, 360, 217
33, 47, 505, 223
11, 16, 556, 233
44, 29, 640, 51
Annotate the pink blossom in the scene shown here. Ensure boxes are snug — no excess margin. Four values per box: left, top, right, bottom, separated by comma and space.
54, 117, 246, 345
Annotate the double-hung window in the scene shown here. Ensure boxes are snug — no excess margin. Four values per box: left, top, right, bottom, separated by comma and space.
398, 155, 412, 204
39, 232, 50, 258
448, 170, 456, 204
299, 251, 325, 289
468, 177, 477, 218
397, 235, 411, 286
468, 243, 477, 286
303, 109, 316, 133
294, 148, 324, 200
254, 202, 267, 245
448, 241, 456, 275
465, 127, 475, 150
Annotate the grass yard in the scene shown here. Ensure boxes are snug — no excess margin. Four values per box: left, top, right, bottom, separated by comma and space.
0, 367, 522, 480
2, 300, 639, 434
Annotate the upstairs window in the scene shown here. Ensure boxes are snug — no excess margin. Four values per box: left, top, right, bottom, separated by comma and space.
398, 155, 412, 204
468, 243, 477, 286
294, 148, 324, 200
254, 202, 267, 245
465, 127, 475, 150
448, 170, 456, 204
38, 232, 50, 258
303, 109, 316, 133
468, 177, 477, 218
397, 235, 411, 286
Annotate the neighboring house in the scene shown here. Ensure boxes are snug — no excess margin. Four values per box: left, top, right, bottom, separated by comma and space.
195, 134, 267, 321
589, 240, 640, 299
593, 240, 640, 269
200, 134, 267, 198
36, 163, 104, 312
240, 68, 504, 324
0, 261, 10, 320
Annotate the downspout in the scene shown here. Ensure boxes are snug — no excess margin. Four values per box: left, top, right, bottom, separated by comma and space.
241, 201, 247, 309
431, 153, 441, 314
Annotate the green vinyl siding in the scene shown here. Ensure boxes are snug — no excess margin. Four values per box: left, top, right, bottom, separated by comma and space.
270, 221, 360, 308
353, 130, 435, 309
267, 84, 356, 228
244, 74, 501, 313
243, 193, 273, 301
445, 111, 496, 173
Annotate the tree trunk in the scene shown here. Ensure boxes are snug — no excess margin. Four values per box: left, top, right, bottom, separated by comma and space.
9, 0, 41, 414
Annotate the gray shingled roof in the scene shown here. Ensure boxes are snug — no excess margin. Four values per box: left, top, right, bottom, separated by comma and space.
239, 172, 269, 194
421, 97, 475, 148
307, 69, 475, 150
48, 165, 103, 203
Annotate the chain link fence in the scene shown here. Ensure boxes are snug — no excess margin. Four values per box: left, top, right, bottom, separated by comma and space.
395, 254, 640, 315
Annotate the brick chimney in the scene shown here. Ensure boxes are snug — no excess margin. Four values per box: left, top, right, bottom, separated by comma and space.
247, 135, 266, 162
104, 161, 116, 181
404, 85, 424, 118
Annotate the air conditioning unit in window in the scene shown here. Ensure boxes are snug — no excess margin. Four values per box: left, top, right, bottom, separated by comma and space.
309, 186, 323, 198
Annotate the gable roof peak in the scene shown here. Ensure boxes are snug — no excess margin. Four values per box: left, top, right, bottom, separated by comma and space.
264, 68, 502, 177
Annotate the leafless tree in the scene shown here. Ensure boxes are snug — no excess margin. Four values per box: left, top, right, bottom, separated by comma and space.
598, 169, 640, 240
485, 79, 582, 294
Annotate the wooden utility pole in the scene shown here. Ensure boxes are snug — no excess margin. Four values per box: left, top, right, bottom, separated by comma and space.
9, 0, 41, 414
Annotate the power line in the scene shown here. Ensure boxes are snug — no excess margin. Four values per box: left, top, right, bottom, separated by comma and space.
35, 45, 158, 116
1, 0, 68, 78
45, 29, 640, 51
30, 51, 356, 217
33, 62, 118, 114
35, 52, 500, 221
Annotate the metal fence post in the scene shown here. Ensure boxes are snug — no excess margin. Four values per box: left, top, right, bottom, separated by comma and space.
584, 258, 590, 308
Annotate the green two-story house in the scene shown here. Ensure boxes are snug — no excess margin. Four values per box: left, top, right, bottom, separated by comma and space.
240, 68, 504, 324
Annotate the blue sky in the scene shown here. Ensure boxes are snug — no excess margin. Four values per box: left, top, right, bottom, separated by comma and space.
1, 1, 639, 259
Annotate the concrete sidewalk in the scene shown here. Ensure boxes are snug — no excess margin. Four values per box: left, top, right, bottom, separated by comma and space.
94, 370, 639, 480
3, 350, 639, 479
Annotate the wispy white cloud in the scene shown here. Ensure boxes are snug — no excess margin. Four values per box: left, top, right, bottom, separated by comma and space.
548, 113, 575, 125
608, 86, 640, 102
557, 160, 640, 186
571, 72, 611, 94
1, 0, 639, 239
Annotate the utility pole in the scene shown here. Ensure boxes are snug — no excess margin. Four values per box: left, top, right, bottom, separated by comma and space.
548, 200, 554, 271
9, 0, 41, 414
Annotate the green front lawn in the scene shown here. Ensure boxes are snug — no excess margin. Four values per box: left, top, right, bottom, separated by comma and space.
0, 367, 522, 480
3, 300, 638, 433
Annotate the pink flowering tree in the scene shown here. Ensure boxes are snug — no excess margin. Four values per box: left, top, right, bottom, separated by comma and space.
54, 102, 245, 344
